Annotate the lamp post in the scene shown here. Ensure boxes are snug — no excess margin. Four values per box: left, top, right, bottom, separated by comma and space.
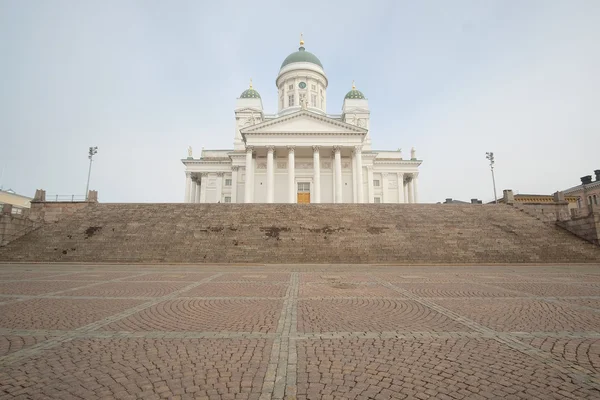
85, 146, 98, 200
486, 152, 497, 204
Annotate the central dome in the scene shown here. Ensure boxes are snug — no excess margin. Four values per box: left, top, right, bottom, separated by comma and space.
280, 46, 323, 70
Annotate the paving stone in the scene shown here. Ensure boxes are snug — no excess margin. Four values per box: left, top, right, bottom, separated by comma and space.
435, 298, 600, 332
0, 281, 96, 295
299, 283, 403, 298
62, 282, 190, 297
0, 338, 272, 400
1, 264, 600, 399
103, 299, 283, 333
182, 283, 288, 298
0, 298, 144, 330
298, 299, 471, 333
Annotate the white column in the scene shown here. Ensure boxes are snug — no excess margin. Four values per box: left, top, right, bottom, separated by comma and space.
412, 172, 419, 203
355, 146, 364, 203
194, 178, 201, 203
244, 146, 253, 203
266, 146, 275, 203
184, 172, 192, 203
351, 150, 357, 203
397, 172, 404, 203
288, 146, 295, 203
313, 146, 321, 203
382, 173, 388, 203
195, 177, 201, 203
200, 173, 207, 203
294, 78, 299, 108
334, 146, 342, 203
331, 151, 336, 202
231, 166, 238, 203
190, 179, 197, 204
216, 172, 224, 203
367, 166, 374, 203
407, 177, 414, 204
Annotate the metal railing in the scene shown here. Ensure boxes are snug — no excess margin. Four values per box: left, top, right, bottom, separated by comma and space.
44, 194, 87, 202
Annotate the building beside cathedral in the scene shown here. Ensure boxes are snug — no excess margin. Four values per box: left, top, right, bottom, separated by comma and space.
182, 37, 422, 204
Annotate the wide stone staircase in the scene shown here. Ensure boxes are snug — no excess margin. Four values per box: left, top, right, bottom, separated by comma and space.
1, 203, 599, 264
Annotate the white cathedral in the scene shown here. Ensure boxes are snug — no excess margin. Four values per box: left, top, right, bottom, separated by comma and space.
182, 37, 422, 204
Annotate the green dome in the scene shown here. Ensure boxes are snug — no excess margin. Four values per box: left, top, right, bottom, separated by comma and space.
240, 88, 261, 99
344, 89, 365, 99
280, 46, 323, 69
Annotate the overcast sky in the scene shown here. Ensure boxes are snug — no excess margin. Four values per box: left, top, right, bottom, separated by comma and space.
1, 0, 598, 203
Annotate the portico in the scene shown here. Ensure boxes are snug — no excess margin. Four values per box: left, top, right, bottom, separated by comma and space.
184, 143, 420, 204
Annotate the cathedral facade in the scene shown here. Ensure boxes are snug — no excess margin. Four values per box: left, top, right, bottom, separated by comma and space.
182, 38, 422, 204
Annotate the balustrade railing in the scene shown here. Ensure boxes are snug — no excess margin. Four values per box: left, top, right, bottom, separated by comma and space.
44, 194, 87, 202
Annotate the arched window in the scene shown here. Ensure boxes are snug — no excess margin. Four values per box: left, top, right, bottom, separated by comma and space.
577, 198, 582, 208
594, 194, 598, 205
589, 196, 593, 205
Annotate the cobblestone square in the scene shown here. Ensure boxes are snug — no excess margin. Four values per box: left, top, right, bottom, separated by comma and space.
1, 263, 600, 399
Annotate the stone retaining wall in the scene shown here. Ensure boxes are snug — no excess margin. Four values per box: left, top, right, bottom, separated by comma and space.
557, 210, 600, 246
2, 203, 599, 264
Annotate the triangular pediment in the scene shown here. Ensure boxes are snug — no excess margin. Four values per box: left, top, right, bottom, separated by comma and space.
235, 107, 263, 114
241, 110, 367, 135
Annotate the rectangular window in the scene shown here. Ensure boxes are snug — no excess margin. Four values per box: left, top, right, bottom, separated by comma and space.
288, 95, 294, 106
288, 84, 293, 90
311, 94, 316, 106
225, 179, 232, 187
298, 182, 310, 192
374, 197, 381, 203
311, 84, 316, 91
373, 180, 380, 187
224, 197, 231, 203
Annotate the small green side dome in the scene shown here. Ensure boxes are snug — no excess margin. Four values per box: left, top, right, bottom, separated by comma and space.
345, 82, 365, 99
345, 89, 365, 99
281, 46, 323, 70
240, 88, 261, 98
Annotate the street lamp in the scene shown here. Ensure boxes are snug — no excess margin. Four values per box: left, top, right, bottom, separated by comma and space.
486, 152, 498, 204
85, 146, 98, 200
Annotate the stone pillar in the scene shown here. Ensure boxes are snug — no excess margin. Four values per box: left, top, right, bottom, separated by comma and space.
404, 180, 408, 203
367, 166, 374, 203
216, 172, 224, 203
503, 189, 515, 205
351, 150, 357, 203
190, 179, 198, 204
334, 146, 342, 203
195, 177, 201, 203
231, 166, 239, 203
245, 146, 253, 203
288, 146, 295, 203
33, 189, 46, 202
407, 176, 414, 204
200, 173, 208, 203
397, 172, 404, 203
184, 172, 192, 203
412, 173, 419, 203
331, 151, 336, 203
382, 173, 388, 203
355, 146, 364, 203
266, 146, 275, 203
313, 146, 321, 203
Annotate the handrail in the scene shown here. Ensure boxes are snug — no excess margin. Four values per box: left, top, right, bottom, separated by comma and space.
43, 194, 87, 202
